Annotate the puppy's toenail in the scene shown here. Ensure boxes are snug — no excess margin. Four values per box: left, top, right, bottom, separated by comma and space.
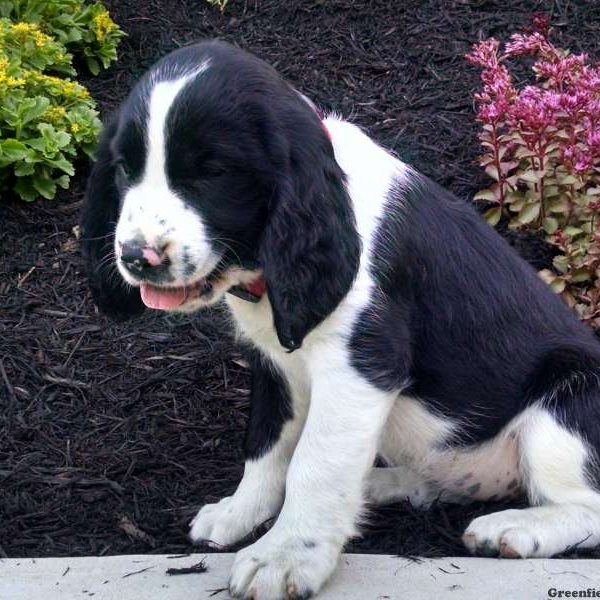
499, 540, 520, 558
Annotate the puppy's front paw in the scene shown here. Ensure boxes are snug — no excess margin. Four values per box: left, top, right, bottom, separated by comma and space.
463, 509, 540, 558
190, 495, 275, 549
229, 531, 340, 599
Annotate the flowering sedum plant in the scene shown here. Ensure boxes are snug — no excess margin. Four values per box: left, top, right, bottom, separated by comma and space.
0, 0, 125, 74
0, 1, 123, 202
467, 14, 600, 328
0, 18, 101, 201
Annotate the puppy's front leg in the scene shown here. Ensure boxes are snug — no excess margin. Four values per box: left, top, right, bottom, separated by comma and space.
230, 345, 395, 599
190, 347, 308, 548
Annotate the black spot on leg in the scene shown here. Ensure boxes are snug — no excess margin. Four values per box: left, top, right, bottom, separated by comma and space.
467, 483, 481, 496
533, 540, 540, 553
453, 473, 473, 488
507, 478, 519, 490
287, 586, 314, 600
159, 219, 166, 226
243, 344, 293, 459
302, 540, 317, 549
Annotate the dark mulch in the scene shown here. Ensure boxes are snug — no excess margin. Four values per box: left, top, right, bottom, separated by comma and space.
2, 0, 600, 560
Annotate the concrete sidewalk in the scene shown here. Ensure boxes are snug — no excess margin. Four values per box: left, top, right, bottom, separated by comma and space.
2, 553, 599, 599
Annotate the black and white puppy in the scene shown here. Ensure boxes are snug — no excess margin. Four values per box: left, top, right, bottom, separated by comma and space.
81, 40, 600, 599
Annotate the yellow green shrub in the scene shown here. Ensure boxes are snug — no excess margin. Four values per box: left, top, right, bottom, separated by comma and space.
0, 2, 124, 201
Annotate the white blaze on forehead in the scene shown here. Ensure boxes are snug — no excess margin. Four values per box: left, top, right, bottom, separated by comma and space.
115, 60, 222, 289
144, 61, 210, 184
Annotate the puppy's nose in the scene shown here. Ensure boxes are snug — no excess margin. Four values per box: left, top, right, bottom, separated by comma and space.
119, 241, 164, 273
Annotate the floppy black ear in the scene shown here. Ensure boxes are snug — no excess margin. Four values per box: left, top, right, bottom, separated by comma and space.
79, 117, 144, 320
259, 121, 361, 351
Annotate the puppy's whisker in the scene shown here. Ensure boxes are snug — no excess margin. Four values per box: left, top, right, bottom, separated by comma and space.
211, 239, 244, 268
80, 233, 114, 242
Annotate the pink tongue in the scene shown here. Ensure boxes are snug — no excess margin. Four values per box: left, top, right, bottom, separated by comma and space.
140, 284, 187, 310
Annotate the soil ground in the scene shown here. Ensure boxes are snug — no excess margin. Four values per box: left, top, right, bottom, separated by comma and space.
2, 0, 600, 560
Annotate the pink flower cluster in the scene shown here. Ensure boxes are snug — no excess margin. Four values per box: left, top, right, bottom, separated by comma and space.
467, 14, 600, 328
466, 39, 514, 124
466, 18, 600, 176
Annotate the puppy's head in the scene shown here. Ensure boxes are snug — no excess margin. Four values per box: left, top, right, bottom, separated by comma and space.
80, 41, 360, 350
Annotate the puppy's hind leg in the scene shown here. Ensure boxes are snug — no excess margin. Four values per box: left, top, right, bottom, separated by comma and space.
464, 405, 600, 558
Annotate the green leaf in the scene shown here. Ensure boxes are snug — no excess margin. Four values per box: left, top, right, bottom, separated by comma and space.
543, 217, 559, 235
56, 174, 70, 189
24, 137, 48, 152
550, 277, 567, 293
14, 162, 36, 176
0, 139, 29, 162
32, 173, 57, 200
46, 156, 75, 175
564, 226, 583, 237
500, 160, 519, 173
517, 202, 541, 225
21, 97, 50, 125
510, 197, 525, 211
483, 206, 502, 226
559, 174, 579, 185
485, 164, 500, 182
507, 217, 522, 230
14, 178, 39, 202
479, 155, 496, 167
50, 130, 72, 149
553, 255, 570, 274
571, 269, 591, 283
474, 189, 497, 202
86, 57, 100, 75
505, 190, 525, 203
547, 197, 571, 213
514, 146, 535, 159
519, 171, 542, 183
